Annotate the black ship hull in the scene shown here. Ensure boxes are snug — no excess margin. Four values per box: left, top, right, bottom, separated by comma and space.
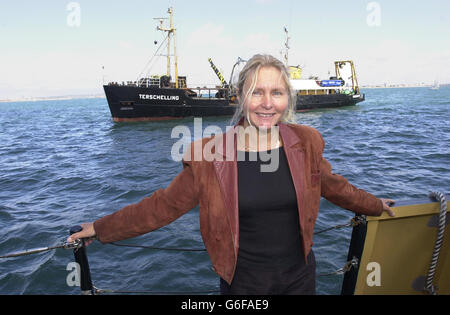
104, 85, 365, 121
104, 85, 237, 122
296, 93, 365, 111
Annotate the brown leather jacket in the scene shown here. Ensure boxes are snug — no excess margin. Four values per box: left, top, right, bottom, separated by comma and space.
93, 122, 383, 284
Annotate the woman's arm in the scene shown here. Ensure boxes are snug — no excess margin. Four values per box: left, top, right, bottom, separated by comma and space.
316, 132, 395, 217
68, 154, 199, 244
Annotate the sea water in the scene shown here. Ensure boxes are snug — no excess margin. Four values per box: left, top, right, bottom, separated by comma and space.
0, 87, 448, 294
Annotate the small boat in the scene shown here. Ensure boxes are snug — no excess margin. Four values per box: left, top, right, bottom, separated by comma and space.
430, 80, 440, 90
342, 193, 449, 295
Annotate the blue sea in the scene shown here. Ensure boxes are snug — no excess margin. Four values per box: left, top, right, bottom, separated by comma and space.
0, 87, 449, 295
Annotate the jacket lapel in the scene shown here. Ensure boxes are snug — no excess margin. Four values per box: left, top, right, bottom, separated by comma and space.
212, 127, 239, 257
279, 123, 307, 237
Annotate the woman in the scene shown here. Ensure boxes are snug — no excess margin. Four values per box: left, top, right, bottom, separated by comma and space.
68, 54, 395, 295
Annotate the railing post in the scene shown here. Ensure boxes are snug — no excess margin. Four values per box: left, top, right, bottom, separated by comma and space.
69, 225, 94, 295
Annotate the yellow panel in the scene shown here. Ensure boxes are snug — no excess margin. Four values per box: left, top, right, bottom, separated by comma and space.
354, 200, 450, 295
289, 66, 302, 79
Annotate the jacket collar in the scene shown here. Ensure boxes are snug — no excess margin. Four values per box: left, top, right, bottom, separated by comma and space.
279, 122, 303, 149
212, 120, 303, 160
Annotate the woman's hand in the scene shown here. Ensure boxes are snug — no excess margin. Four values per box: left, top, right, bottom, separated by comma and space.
67, 222, 97, 246
380, 198, 395, 217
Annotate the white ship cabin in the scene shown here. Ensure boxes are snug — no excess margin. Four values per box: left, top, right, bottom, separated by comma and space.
288, 61, 361, 96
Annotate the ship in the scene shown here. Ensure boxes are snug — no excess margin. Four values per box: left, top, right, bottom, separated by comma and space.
103, 7, 237, 122
282, 28, 365, 111
290, 60, 365, 110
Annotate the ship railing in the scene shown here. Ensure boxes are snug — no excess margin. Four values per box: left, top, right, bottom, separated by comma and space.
189, 87, 230, 100
106, 81, 140, 87
107, 78, 188, 89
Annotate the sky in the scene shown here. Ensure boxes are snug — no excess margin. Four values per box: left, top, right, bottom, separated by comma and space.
0, 0, 449, 99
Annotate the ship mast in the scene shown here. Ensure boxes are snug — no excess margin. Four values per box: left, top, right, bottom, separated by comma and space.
283, 26, 302, 80
156, 7, 179, 88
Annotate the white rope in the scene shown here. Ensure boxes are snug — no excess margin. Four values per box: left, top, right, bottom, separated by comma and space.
425, 192, 447, 295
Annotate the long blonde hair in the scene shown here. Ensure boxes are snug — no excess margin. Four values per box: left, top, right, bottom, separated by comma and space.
231, 54, 297, 125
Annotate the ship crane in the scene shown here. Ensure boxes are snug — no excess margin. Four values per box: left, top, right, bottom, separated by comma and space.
208, 58, 228, 88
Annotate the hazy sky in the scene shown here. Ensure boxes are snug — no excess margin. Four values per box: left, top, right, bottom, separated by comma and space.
0, 0, 449, 99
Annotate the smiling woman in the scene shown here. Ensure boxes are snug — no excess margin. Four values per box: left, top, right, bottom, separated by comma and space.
243, 66, 288, 130
232, 54, 296, 127
232, 54, 296, 152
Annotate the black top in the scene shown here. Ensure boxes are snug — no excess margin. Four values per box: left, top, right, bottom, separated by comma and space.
236, 147, 304, 270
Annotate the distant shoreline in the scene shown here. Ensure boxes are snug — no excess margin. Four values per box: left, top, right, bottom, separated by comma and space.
360, 84, 446, 89
0, 94, 105, 103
